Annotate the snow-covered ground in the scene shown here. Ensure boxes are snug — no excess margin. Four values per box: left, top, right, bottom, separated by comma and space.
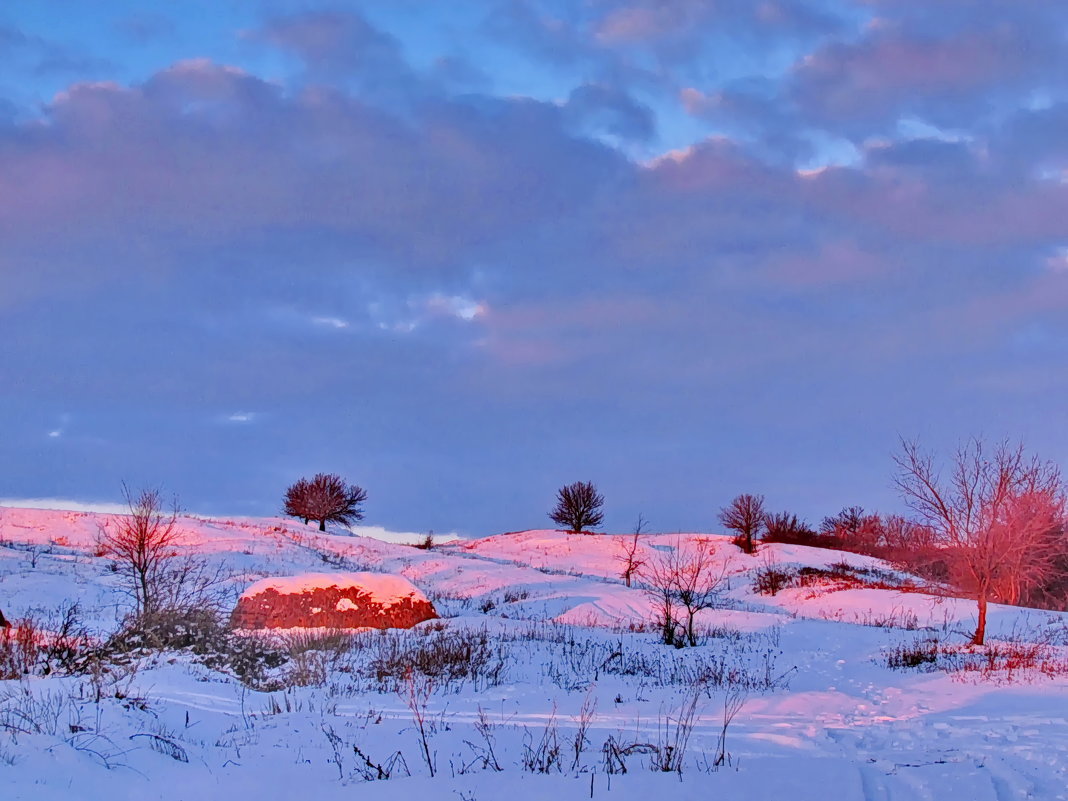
1, 506, 1066, 800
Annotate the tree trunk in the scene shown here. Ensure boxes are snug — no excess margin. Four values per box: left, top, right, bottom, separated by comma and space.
138, 569, 151, 615
661, 614, 675, 646
318, 519, 326, 532
972, 593, 988, 645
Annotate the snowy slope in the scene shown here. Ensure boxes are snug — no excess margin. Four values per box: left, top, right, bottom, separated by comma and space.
1, 507, 1067, 800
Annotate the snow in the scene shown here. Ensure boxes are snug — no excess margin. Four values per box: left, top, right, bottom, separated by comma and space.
2, 508, 1067, 801
239, 572, 427, 606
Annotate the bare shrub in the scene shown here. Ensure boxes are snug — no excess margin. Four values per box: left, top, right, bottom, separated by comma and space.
0, 686, 74, 737
752, 552, 794, 596
320, 724, 411, 782
714, 688, 747, 767
366, 627, 506, 692
615, 529, 646, 588
281, 630, 356, 687
569, 693, 597, 770
885, 634, 1068, 681
894, 437, 1065, 644
885, 637, 943, 670
0, 621, 40, 679
468, 706, 503, 772
951, 641, 1068, 681
104, 608, 291, 690
549, 481, 604, 534
521, 707, 562, 774
402, 670, 436, 777
0, 684, 130, 768
602, 736, 655, 775
641, 538, 727, 646
640, 551, 683, 647
819, 506, 872, 539
719, 494, 765, 554
284, 473, 367, 531
795, 563, 915, 594
651, 685, 702, 774
0, 604, 90, 679
97, 485, 181, 615
761, 512, 819, 546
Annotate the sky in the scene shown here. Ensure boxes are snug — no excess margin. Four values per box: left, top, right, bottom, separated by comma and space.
1, 1, 1067, 536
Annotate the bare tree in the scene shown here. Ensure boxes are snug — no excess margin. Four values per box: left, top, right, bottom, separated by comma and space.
641, 550, 683, 647
672, 538, 727, 646
97, 485, 181, 616
641, 537, 727, 646
284, 473, 367, 531
894, 437, 1064, 644
284, 477, 312, 524
549, 481, 604, 534
718, 494, 765, 554
615, 514, 648, 587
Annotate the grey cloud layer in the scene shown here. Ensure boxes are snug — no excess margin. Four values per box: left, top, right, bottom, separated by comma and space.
1, 2, 1067, 533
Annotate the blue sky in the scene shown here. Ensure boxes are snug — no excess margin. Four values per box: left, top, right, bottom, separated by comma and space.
1, 1, 1067, 535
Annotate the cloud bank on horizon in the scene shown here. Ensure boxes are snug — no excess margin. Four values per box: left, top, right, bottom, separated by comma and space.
1, 1, 1066, 535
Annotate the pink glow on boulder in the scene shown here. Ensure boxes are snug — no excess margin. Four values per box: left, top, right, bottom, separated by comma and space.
230, 571, 436, 630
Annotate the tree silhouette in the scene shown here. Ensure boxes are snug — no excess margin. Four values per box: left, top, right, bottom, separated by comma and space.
285, 473, 367, 531
718, 494, 765, 554
549, 481, 604, 534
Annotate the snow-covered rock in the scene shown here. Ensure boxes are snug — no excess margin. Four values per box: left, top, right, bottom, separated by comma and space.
229, 571, 436, 630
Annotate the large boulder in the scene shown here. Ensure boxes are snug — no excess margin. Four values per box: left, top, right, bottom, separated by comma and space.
230, 572, 436, 630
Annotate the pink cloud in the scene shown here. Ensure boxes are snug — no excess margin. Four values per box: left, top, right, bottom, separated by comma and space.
792, 21, 1047, 126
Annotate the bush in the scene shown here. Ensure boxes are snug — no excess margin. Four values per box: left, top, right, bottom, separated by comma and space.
104, 606, 292, 689
885, 637, 942, 670
884, 635, 1068, 681
761, 512, 822, 546
0, 603, 91, 679
105, 606, 226, 654
366, 627, 506, 691
753, 566, 794, 596
412, 532, 435, 550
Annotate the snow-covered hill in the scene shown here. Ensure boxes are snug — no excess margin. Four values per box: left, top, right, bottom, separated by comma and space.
1, 506, 1066, 800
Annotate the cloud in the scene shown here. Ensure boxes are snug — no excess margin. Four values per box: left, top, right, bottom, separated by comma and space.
311, 316, 350, 330
3, 4, 1068, 533
788, 8, 1068, 137
424, 294, 486, 322
564, 83, 655, 142
248, 9, 423, 105
0, 58, 626, 305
